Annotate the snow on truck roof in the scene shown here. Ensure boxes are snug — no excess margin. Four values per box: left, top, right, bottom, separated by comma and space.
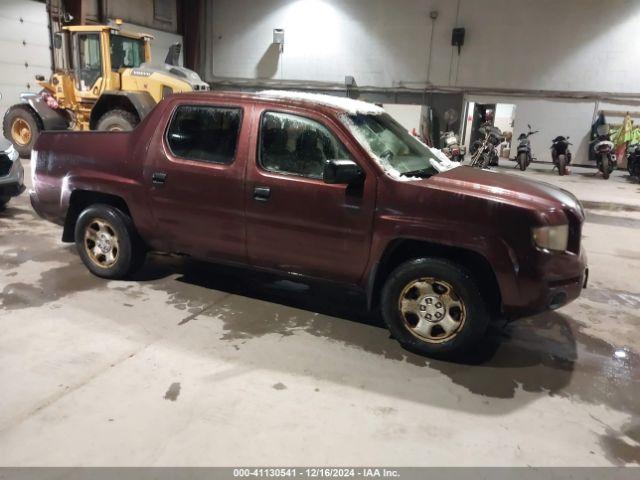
258, 90, 385, 115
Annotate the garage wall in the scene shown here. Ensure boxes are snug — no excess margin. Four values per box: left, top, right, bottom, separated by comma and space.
82, 0, 179, 33
0, 1, 51, 122
205, 0, 640, 93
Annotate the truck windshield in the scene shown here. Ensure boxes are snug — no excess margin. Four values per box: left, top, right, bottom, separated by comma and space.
343, 113, 452, 179
111, 35, 146, 70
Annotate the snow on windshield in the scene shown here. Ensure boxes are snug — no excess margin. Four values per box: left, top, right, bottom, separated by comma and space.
341, 114, 458, 182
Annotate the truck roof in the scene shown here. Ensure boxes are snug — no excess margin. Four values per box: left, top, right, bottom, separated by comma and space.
168, 90, 386, 116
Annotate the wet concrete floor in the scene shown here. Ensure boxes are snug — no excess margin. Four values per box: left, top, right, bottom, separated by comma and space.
0, 161, 638, 466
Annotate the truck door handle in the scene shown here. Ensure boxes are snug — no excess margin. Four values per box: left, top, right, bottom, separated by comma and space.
253, 186, 271, 202
152, 172, 167, 185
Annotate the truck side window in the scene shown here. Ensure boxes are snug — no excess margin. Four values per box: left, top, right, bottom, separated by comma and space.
167, 105, 242, 164
259, 111, 351, 179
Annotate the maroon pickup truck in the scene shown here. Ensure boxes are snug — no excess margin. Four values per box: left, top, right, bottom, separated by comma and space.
30, 91, 587, 358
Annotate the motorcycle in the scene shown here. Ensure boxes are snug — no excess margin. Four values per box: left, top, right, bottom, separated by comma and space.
470, 124, 504, 169
440, 131, 466, 162
551, 136, 572, 176
627, 143, 640, 178
591, 124, 616, 180
515, 124, 538, 171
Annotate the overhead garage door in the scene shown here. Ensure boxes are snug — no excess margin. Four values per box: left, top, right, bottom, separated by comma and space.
0, 1, 51, 123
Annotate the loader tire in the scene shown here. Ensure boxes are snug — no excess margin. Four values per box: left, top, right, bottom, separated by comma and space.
96, 109, 139, 132
3, 106, 42, 157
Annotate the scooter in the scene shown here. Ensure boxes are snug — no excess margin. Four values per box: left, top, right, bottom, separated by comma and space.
627, 143, 640, 178
440, 131, 466, 162
591, 124, 617, 180
515, 124, 538, 171
551, 136, 572, 176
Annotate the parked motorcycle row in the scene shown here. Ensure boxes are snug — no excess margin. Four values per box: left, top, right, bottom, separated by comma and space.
439, 122, 633, 181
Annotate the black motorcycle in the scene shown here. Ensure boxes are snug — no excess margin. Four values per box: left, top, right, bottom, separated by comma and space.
515, 124, 538, 171
551, 136, 572, 176
627, 143, 640, 178
591, 124, 617, 180
470, 124, 504, 168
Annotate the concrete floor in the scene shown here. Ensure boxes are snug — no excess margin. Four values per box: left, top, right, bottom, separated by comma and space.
0, 159, 639, 466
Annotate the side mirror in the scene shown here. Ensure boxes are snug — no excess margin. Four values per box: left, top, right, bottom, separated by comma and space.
54, 32, 62, 49
323, 159, 364, 185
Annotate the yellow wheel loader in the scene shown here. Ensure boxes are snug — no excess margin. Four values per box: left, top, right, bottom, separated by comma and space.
3, 24, 209, 156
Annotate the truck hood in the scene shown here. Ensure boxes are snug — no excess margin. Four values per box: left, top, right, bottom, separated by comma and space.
428, 166, 583, 217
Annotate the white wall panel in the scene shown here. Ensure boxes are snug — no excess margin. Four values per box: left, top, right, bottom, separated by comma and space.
0, 0, 50, 122
206, 0, 640, 94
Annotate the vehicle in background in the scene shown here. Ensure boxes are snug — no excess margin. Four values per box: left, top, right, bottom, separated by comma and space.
551, 136, 572, 176
591, 124, 616, 180
627, 144, 640, 178
29, 91, 588, 359
515, 124, 538, 171
3, 24, 208, 157
470, 124, 503, 168
0, 138, 25, 210
440, 131, 465, 162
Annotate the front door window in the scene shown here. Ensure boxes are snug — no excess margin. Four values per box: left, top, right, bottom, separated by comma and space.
75, 33, 102, 91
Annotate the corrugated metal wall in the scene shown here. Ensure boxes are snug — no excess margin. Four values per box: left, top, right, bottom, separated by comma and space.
0, 0, 51, 121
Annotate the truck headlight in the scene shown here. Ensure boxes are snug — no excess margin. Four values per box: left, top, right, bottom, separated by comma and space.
533, 225, 569, 252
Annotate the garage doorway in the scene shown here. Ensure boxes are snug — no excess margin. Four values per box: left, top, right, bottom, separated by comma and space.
463, 102, 517, 155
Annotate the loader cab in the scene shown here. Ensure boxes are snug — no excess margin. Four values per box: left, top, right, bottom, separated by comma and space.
55, 26, 151, 102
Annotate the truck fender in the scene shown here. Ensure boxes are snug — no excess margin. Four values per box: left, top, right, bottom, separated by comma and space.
89, 91, 157, 130
18, 92, 69, 130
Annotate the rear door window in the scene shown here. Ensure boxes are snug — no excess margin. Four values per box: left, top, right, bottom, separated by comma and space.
167, 105, 242, 164
259, 111, 351, 179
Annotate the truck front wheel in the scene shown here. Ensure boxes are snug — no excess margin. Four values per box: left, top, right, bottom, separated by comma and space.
3, 106, 41, 157
381, 258, 490, 359
96, 109, 138, 132
74, 204, 146, 279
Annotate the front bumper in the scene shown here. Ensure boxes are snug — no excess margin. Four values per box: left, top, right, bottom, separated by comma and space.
0, 157, 25, 198
504, 248, 588, 318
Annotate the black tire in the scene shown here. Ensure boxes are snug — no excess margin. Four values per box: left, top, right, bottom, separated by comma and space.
74, 204, 146, 279
2, 106, 42, 157
95, 109, 139, 132
517, 153, 528, 171
381, 258, 490, 359
558, 155, 566, 176
0, 196, 10, 211
601, 154, 610, 180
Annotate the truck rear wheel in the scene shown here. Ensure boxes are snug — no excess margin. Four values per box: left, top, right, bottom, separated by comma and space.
3, 106, 41, 157
74, 204, 146, 279
380, 258, 490, 359
96, 109, 138, 132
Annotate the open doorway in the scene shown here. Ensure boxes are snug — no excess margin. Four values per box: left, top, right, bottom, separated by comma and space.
463, 102, 517, 159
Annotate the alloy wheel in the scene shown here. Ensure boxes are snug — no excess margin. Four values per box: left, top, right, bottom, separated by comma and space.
84, 218, 120, 269
398, 278, 466, 343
